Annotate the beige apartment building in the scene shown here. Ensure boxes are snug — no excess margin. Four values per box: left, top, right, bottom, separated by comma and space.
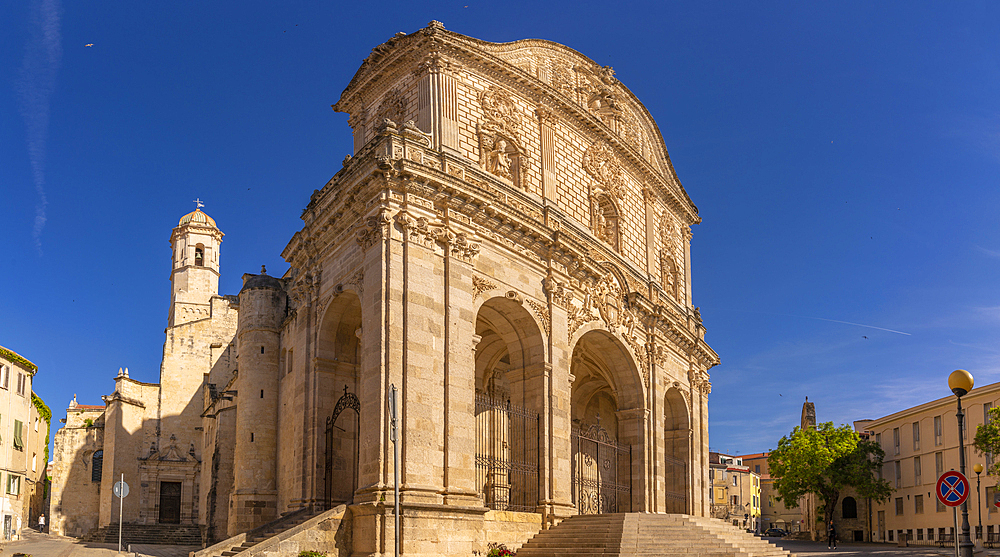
863, 381, 1000, 544
0, 346, 50, 540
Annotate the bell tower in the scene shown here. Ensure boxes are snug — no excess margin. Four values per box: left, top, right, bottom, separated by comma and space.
168, 201, 224, 327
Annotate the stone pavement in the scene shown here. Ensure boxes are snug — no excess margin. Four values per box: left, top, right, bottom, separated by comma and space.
776, 538, 1000, 556
0, 528, 199, 557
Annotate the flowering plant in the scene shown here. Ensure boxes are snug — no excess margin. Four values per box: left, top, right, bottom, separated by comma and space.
486, 542, 515, 557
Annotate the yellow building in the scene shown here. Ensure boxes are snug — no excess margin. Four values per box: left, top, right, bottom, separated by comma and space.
0, 346, 50, 540
709, 452, 761, 531
863, 380, 1000, 544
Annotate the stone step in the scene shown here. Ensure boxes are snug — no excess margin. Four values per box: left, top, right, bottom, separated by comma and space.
516, 514, 791, 557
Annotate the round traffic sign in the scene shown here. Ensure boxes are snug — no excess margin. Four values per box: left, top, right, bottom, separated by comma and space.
113, 480, 129, 498
936, 471, 969, 507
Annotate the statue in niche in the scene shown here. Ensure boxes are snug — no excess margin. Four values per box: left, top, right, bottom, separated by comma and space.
486, 138, 512, 178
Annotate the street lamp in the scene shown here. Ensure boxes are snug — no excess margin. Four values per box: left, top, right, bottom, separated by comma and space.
949, 369, 975, 557
974, 463, 984, 542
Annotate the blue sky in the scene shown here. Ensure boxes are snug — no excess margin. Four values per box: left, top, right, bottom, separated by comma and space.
3, 1, 1000, 460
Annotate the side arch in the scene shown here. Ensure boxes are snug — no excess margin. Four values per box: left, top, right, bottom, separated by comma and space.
663, 386, 690, 514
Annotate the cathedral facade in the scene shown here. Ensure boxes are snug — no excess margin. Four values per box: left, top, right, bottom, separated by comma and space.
51, 22, 718, 556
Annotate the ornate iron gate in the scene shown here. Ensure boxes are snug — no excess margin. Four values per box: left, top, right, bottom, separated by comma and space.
325, 386, 360, 509
664, 453, 687, 508
572, 422, 631, 514
475, 393, 539, 512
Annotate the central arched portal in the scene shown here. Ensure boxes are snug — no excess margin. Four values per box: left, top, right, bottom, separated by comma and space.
570, 329, 643, 514
473, 296, 545, 513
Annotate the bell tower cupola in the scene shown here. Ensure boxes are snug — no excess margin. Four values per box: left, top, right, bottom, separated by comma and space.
169, 201, 224, 327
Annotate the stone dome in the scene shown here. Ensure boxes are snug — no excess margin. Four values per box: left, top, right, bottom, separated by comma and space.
240, 266, 284, 292
178, 208, 217, 228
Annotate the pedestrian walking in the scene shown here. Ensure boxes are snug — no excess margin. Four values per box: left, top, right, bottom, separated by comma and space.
37, 513, 45, 533
827, 521, 837, 550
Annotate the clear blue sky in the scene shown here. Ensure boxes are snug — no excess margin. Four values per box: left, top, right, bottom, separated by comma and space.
3, 1, 999, 460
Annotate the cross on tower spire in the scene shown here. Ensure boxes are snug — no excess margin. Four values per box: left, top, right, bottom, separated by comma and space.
193, 198, 204, 209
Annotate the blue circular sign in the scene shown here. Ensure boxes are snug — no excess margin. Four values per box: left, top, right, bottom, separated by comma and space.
936, 471, 969, 507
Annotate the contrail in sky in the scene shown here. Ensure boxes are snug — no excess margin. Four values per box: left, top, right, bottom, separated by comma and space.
16, 0, 62, 255
728, 309, 912, 336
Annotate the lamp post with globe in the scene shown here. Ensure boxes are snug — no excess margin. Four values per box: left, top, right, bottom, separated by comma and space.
974, 463, 984, 543
949, 369, 975, 557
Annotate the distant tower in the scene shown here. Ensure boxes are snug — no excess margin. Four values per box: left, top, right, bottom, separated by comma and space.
229, 266, 286, 535
169, 203, 223, 327
801, 396, 816, 430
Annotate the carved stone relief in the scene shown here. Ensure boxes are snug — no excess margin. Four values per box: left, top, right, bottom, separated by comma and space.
394, 210, 482, 262
375, 87, 407, 130
478, 86, 529, 189
583, 142, 625, 200
354, 209, 392, 251
526, 298, 550, 337
577, 65, 621, 125
472, 275, 499, 299
590, 194, 620, 251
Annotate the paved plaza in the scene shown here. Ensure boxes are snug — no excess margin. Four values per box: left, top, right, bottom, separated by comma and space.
776, 538, 1000, 556
0, 528, 198, 557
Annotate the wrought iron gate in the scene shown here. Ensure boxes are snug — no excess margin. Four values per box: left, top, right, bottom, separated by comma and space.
572, 422, 631, 514
664, 453, 687, 508
325, 386, 360, 509
475, 393, 539, 512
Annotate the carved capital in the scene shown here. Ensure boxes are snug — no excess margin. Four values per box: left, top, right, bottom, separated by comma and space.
355, 209, 392, 251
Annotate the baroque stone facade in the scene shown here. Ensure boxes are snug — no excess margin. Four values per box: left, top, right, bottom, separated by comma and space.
51, 22, 719, 557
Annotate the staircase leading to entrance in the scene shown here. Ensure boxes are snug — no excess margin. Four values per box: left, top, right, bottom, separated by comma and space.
193, 505, 345, 557
516, 513, 794, 557
80, 523, 202, 545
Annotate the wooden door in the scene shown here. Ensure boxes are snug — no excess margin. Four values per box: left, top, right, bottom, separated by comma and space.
158, 482, 182, 524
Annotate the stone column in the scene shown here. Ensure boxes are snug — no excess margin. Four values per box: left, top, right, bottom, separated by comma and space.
683, 226, 693, 307
642, 189, 657, 278
442, 210, 480, 505
536, 107, 558, 202
542, 273, 576, 525
617, 407, 650, 512
416, 52, 462, 154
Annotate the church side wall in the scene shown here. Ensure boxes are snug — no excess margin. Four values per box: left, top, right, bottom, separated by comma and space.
50, 408, 104, 537
101, 379, 159, 527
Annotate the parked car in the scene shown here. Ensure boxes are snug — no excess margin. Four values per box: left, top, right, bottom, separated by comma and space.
763, 528, 788, 537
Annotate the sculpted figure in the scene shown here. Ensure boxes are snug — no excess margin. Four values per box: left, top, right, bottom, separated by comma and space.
488, 138, 512, 178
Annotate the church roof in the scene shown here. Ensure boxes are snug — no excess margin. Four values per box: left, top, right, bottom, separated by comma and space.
178, 208, 217, 228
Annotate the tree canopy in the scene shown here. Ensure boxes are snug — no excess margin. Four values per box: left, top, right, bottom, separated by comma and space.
768, 421, 893, 526
973, 405, 1000, 475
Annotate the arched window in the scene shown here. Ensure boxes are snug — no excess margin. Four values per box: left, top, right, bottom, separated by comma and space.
842, 496, 857, 519
92, 450, 103, 482
194, 245, 204, 266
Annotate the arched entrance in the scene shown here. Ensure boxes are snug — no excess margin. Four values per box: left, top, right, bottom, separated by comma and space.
317, 291, 362, 508
570, 329, 643, 514
473, 296, 545, 512
663, 387, 689, 513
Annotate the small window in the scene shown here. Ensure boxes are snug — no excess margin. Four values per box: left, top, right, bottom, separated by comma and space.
754, 464, 760, 474
842, 496, 858, 519
6, 474, 20, 496
16, 373, 24, 396
915, 494, 924, 514
13, 420, 23, 451
935, 415, 943, 445
0, 366, 8, 389
914, 456, 922, 485
31, 453, 36, 473
92, 450, 103, 482
936, 451, 944, 476
912, 422, 920, 451
895, 497, 904, 516
917, 528, 924, 540
894, 461, 901, 488
893, 428, 900, 455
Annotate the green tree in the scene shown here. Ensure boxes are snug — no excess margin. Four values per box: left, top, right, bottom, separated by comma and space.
973, 406, 1000, 475
768, 421, 893, 526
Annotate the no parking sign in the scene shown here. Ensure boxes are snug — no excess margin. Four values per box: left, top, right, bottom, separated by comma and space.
936, 471, 969, 507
